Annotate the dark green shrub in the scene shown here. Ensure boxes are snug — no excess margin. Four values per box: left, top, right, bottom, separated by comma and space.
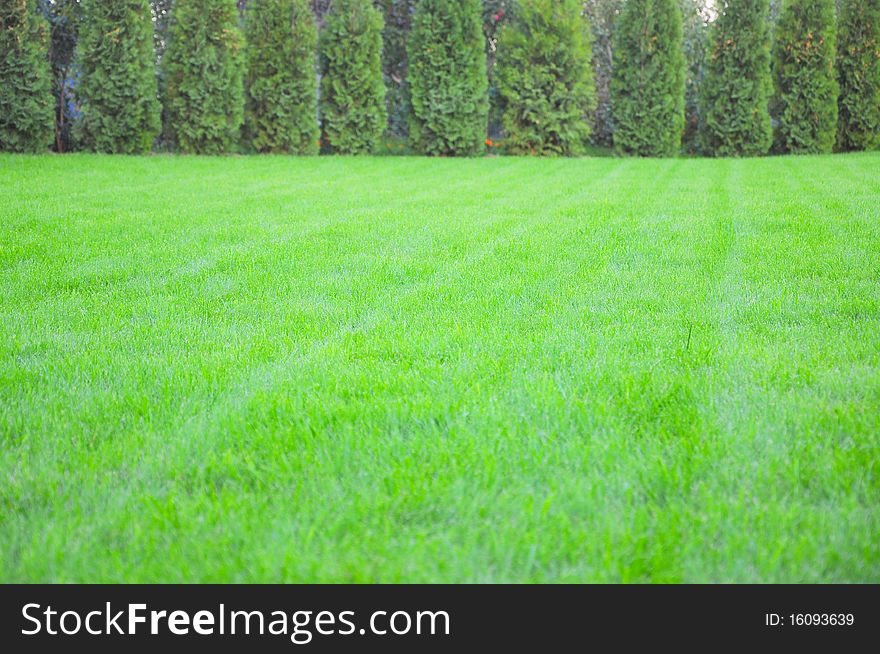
610, 0, 686, 157
0, 0, 53, 152
245, 0, 318, 154
76, 0, 160, 154
163, 0, 245, 154
319, 0, 386, 154
772, 0, 838, 154
836, 0, 880, 151
700, 0, 773, 157
407, 0, 488, 156
495, 0, 595, 156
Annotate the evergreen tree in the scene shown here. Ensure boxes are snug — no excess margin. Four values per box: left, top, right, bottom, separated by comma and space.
610, 0, 686, 156
836, 0, 880, 151
163, 0, 245, 154
408, 0, 489, 156
76, 0, 160, 154
700, 0, 773, 157
0, 0, 53, 152
319, 0, 386, 154
495, 0, 595, 155
772, 0, 838, 154
245, 0, 318, 154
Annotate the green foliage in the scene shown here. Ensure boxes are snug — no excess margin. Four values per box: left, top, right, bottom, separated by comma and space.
163, 0, 245, 154
772, 0, 838, 154
495, 0, 595, 156
319, 0, 386, 154
836, 0, 880, 151
76, 0, 160, 154
700, 0, 773, 157
0, 0, 53, 152
245, 0, 318, 154
610, 0, 686, 157
408, 0, 489, 156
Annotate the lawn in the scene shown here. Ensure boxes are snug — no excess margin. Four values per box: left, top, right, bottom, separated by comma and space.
1, 153, 878, 583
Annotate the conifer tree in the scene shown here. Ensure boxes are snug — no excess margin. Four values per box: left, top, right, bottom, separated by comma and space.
772, 0, 838, 154
610, 0, 686, 156
0, 0, 53, 152
836, 0, 880, 151
407, 0, 489, 156
700, 0, 773, 157
245, 0, 318, 154
319, 0, 386, 154
495, 0, 596, 156
163, 0, 245, 154
76, 0, 160, 154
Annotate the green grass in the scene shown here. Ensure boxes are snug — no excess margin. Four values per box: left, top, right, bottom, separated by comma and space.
1, 153, 878, 583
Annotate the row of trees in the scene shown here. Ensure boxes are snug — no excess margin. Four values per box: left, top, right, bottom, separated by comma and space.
611, 0, 879, 156
1, 0, 878, 156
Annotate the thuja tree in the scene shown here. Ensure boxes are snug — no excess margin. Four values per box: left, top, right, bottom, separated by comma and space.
610, 0, 686, 157
319, 0, 386, 154
772, 0, 838, 154
836, 0, 880, 151
76, 0, 160, 153
495, 0, 595, 155
408, 0, 489, 156
163, 0, 245, 154
0, 0, 54, 152
245, 0, 318, 154
700, 0, 773, 157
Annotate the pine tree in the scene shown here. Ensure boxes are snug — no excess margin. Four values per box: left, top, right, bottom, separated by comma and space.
495, 0, 595, 156
836, 0, 880, 151
245, 0, 318, 154
0, 0, 53, 152
163, 0, 245, 154
610, 0, 686, 157
772, 0, 838, 154
76, 0, 160, 154
408, 0, 489, 156
700, 0, 773, 157
319, 0, 386, 154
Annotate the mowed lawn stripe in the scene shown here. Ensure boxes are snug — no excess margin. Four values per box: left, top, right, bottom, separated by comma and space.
0, 154, 877, 582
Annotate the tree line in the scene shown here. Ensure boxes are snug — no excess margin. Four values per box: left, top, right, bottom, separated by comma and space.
1, 0, 878, 157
